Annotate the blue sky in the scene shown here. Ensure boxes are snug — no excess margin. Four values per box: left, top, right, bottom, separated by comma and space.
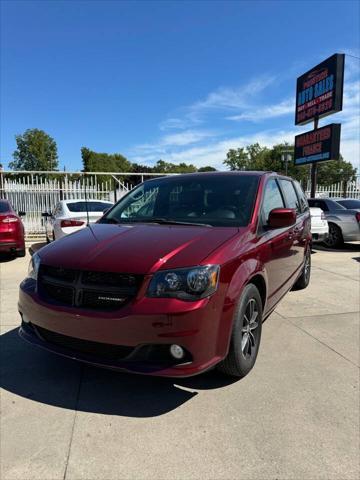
1, 0, 359, 171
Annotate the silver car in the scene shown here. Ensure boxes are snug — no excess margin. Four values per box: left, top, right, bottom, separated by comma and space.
308, 198, 360, 248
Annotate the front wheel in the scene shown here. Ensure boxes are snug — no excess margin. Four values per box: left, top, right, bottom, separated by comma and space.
218, 284, 262, 378
324, 223, 343, 248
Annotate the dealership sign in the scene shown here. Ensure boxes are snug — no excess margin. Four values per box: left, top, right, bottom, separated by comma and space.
295, 53, 345, 126
294, 123, 341, 166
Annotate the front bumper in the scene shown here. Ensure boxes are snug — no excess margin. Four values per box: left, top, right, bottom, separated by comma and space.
18, 281, 233, 377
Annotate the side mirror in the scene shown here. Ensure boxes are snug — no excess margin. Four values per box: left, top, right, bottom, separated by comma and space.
18, 211, 26, 216
268, 208, 296, 228
41, 212, 50, 218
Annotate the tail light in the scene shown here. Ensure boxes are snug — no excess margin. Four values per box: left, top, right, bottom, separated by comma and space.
60, 219, 85, 228
1, 216, 18, 223
356, 212, 360, 223
321, 212, 326, 220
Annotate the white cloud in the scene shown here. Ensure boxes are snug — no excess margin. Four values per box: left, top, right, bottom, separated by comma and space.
189, 76, 276, 112
159, 118, 188, 131
226, 98, 294, 122
131, 129, 216, 157
159, 75, 277, 130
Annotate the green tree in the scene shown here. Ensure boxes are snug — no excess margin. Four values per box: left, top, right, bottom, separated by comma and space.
152, 159, 197, 173
224, 142, 357, 190
317, 156, 356, 186
223, 148, 249, 170
81, 147, 131, 173
198, 166, 217, 172
10, 129, 58, 171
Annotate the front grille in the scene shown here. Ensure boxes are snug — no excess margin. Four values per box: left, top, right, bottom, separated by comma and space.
38, 265, 142, 311
34, 325, 134, 360
42, 282, 74, 306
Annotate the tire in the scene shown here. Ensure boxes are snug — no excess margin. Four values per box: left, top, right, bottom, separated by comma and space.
293, 245, 311, 290
324, 223, 343, 248
218, 284, 262, 378
16, 248, 26, 258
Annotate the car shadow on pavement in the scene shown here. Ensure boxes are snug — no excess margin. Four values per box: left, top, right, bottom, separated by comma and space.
0, 253, 18, 263
1, 328, 238, 418
312, 242, 360, 253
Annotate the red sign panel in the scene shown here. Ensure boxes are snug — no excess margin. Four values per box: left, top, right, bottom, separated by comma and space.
295, 54, 344, 125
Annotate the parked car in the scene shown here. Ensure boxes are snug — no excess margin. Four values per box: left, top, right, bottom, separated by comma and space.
43, 199, 114, 242
0, 199, 26, 257
308, 198, 360, 248
309, 207, 328, 243
19, 172, 311, 378
332, 198, 360, 211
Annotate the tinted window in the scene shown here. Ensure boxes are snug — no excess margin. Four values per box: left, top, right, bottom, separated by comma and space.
336, 199, 360, 209
101, 174, 260, 227
279, 180, 301, 213
0, 201, 10, 213
326, 199, 346, 211
261, 178, 284, 223
293, 181, 309, 212
66, 201, 113, 212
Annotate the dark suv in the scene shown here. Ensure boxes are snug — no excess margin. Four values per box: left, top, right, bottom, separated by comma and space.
19, 172, 311, 378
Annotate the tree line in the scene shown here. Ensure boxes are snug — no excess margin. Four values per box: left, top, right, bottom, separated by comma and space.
4, 128, 357, 187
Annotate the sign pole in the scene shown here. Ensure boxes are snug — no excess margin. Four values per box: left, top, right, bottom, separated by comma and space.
310, 116, 319, 198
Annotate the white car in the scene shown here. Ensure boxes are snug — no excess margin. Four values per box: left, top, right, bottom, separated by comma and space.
43, 199, 113, 242
309, 207, 328, 243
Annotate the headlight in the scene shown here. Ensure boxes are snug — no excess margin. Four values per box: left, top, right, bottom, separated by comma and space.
28, 253, 41, 280
147, 265, 220, 301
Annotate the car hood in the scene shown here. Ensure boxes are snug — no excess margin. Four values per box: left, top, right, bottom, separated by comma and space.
38, 223, 240, 274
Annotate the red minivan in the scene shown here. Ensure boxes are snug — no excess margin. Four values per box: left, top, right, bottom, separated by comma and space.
0, 199, 26, 257
19, 172, 311, 378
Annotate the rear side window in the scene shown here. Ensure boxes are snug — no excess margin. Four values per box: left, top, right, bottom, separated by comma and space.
261, 178, 285, 223
279, 179, 301, 214
293, 181, 309, 212
337, 199, 360, 209
0, 201, 10, 213
66, 201, 112, 212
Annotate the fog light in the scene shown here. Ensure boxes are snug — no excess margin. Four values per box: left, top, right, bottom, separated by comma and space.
170, 344, 184, 360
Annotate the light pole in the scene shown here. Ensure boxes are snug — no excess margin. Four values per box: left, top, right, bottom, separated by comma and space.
281, 152, 292, 176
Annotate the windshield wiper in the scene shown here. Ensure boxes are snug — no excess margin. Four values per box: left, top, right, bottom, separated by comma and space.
101, 217, 212, 227
147, 218, 212, 227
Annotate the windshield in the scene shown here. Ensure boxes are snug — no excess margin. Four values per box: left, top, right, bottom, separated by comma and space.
101, 174, 259, 227
66, 201, 113, 212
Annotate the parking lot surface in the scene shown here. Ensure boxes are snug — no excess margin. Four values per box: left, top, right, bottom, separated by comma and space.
1, 244, 359, 480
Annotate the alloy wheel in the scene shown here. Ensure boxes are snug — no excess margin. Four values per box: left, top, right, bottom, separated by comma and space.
304, 248, 311, 282
241, 298, 259, 359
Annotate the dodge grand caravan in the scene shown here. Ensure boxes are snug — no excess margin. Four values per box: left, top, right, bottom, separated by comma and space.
19, 172, 311, 378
